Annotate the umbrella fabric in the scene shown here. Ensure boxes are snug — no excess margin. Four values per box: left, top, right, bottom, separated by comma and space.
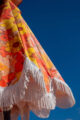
0, 0, 75, 119
11, 0, 22, 6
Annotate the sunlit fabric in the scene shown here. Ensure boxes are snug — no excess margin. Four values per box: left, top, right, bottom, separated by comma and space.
0, 0, 75, 119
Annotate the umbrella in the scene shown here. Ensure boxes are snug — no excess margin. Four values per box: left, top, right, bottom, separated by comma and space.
0, 0, 75, 119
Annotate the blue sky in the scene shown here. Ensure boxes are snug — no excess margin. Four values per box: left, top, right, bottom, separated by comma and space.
18, 0, 80, 119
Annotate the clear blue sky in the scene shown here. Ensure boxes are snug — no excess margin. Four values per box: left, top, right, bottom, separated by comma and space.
18, 0, 80, 119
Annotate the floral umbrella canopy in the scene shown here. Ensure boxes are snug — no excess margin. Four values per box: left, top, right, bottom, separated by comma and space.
0, 0, 75, 119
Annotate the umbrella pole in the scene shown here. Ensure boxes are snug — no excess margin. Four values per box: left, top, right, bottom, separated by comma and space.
3, 110, 11, 120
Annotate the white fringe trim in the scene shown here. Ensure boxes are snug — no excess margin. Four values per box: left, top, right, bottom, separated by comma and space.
21, 57, 56, 110
31, 108, 50, 118
52, 77, 75, 108
0, 57, 56, 111
29, 93, 56, 118
0, 56, 75, 119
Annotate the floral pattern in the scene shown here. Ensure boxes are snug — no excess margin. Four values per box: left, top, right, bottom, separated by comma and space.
0, 1, 75, 117
0, 0, 65, 91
